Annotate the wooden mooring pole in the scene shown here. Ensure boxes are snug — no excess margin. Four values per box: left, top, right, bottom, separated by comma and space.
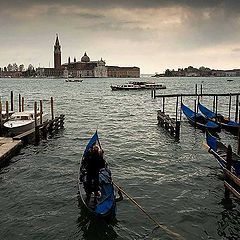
162, 97, 165, 114
34, 101, 40, 143
235, 95, 239, 122
10, 91, 14, 112
6, 101, 9, 120
51, 97, 54, 120
40, 100, 43, 125
22, 97, 24, 112
228, 94, 232, 120
18, 94, 21, 112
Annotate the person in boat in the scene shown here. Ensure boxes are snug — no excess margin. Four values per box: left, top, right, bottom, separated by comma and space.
82, 145, 106, 201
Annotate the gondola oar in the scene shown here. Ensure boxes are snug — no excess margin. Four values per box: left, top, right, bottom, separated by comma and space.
113, 181, 185, 240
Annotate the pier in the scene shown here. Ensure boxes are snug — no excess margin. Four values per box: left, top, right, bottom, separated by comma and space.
0, 92, 65, 165
153, 84, 240, 140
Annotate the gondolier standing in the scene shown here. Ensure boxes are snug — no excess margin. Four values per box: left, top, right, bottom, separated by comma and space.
81, 145, 105, 202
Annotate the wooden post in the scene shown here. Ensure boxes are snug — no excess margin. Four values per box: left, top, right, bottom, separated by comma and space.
213, 96, 215, 112
200, 84, 203, 97
6, 101, 9, 120
153, 87, 156, 99
18, 94, 21, 112
151, 86, 153, 98
10, 91, 14, 112
34, 101, 40, 143
175, 121, 180, 141
197, 95, 199, 113
22, 97, 24, 112
235, 95, 239, 122
228, 94, 232, 120
225, 145, 232, 200
195, 84, 197, 95
175, 96, 178, 121
40, 100, 43, 125
215, 95, 218, 116
162, 97, 165, 114
194, 99, 197, 128
180, 95, 182, 121
51, 97, 54, 120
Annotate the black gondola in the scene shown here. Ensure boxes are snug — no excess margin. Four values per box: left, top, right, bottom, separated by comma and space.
198, 102, 240, 135
181, 103, 221, 132
78, 131, 120, 220
206, 132, 240, 199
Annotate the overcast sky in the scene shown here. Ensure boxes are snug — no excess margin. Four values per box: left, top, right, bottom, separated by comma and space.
1, 0, 240, 73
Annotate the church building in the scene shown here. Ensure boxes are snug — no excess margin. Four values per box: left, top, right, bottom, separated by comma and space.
36, 35, 140, 78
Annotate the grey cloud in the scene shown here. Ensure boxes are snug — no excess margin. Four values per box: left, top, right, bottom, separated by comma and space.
2, 0, 240, 10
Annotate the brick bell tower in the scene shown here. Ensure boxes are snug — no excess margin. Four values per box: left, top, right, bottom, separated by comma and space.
54, 34, 61, 69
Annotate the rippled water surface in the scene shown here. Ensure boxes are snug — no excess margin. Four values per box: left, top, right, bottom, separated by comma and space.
0, 77, 240, 240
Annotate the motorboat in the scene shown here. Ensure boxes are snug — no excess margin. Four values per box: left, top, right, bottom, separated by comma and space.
110, 81, 166, 91
3, 111, 49, 135
65, 79, 83, 82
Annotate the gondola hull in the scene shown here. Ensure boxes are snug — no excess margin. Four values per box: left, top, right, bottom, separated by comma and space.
198, 102, 240, 135
206, 132, 240, 199
78, 131, 116, 220
181, 103, 221, 132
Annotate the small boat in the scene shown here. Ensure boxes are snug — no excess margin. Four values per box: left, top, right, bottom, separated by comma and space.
3, 111, 48, 135
206, 132, 240, 199
65, 79, 83, 82
79, 131, 120, 220
198, 102, 240, 135
110, 81, 166, 91
181, 103, 221, 132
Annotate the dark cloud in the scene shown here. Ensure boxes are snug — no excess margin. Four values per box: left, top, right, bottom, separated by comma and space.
2, 0, 240, 10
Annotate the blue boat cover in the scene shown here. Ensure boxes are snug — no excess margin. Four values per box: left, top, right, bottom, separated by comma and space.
83, 131, 99, 157
206, 132, 217, 151
227, 120, 240, 127
95, 168, 115, 216
198, 103, 216, 118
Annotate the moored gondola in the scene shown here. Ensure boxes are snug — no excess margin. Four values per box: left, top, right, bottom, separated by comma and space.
198, 102, 240, 135
206, 132, 240, 199
181, 103, 221, 132
78, 131, 122, 220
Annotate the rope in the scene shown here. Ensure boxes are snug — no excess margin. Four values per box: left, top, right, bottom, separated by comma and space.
113, 181, 185, 240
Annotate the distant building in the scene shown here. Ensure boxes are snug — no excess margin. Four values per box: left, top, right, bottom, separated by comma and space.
107, 66, 140, 78
36, 35, 140, 78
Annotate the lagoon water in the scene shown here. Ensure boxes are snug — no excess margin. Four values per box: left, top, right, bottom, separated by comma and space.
0, 76, 240, 240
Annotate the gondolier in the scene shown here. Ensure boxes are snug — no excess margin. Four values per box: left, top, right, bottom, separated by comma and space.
81, 145, 105, 201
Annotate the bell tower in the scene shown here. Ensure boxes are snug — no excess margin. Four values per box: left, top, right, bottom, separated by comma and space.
54, 34, 61, 69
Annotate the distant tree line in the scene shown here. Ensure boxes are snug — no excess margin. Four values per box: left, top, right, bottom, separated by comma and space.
0, 63, 36, 77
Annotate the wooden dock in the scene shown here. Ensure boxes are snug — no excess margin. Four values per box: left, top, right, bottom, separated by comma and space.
0, 137, 22, 166
157, 110, 180, 140
153, 84, 240, 140
0, 92, 65, 166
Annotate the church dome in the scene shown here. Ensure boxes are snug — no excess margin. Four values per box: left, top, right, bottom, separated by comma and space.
81, 52, 90, 62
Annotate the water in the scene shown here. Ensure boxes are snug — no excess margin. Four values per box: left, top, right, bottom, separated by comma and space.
0, 77, 240, 240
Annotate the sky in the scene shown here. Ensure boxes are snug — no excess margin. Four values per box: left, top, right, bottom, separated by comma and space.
1, 0, 240, 74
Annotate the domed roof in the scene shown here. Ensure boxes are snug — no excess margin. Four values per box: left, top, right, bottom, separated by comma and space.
81, 52, 90, 62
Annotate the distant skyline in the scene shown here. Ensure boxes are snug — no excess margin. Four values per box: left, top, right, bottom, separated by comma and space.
1, 0, 240, 73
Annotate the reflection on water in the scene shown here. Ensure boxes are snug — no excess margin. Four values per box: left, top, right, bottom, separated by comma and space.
218, 202, 240, 240
0, 77, 240, 240
77, 196, 119, 240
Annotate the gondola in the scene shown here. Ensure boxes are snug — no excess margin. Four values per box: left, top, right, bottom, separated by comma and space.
198, 102, 240, 135
206, 132, 240, 199
78, 131, 118, 220
181, 103, 221, 132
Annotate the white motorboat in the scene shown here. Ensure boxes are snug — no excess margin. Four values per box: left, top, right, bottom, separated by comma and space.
3, 111, 49, 135
110, 81, 166, 91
